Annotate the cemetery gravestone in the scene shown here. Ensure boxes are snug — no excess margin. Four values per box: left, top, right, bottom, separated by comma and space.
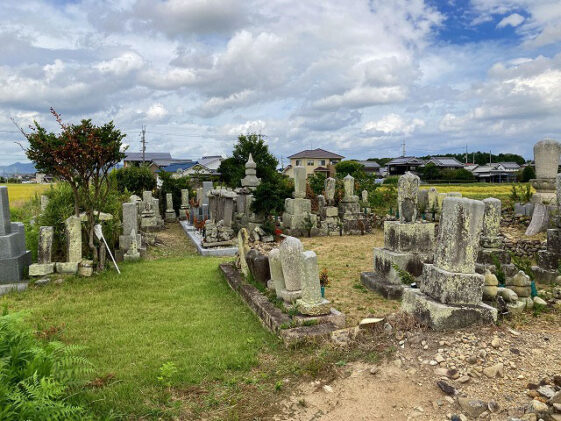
0, 186, 32, 286
29, 226, 55, 276
402, 197, 498, 330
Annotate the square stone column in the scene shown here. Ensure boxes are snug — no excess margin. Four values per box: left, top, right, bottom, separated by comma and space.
296, 251, 330, 315
29, 226, 55, 276
165, 193, 177, 222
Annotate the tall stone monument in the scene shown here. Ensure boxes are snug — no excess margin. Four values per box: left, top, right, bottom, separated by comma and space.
361, 172, 435, 298
277, 236, 304, 302
282, 166, 316, 235
533, 173, 561, 283
179, 189, 190, 220
0, 186, 32, 287
56, 215, 82, 274
338, 174, 360, 219
320, 177, 340, 236
140, 191, 162, 231
296, 250, 331, 315
526, 139, 561, 236
402, 197, 497, 330
477, 198, 511, 268
240, 154, 261, 190
164, 193, 177, 222
29, 226, 55, 276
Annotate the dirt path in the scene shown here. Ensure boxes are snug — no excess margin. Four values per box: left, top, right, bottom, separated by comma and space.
276, 316, 561, 420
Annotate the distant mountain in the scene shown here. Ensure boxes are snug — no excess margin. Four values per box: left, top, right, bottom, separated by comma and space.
0, 162, 37, 176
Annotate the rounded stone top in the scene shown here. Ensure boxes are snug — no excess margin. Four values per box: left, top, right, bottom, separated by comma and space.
245, 153, 257, 169
534, 138, 561, 150
344, 174, 354, 180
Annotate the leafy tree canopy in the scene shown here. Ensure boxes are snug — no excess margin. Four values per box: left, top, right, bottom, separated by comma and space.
219, 133, 278, 188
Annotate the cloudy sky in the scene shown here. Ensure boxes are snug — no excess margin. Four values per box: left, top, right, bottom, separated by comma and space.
1, 0, 560, 166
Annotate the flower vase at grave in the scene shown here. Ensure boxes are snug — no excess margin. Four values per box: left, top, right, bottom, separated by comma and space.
321, 286, 325, 298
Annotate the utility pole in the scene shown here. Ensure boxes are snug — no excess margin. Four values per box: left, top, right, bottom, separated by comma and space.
140, 125, 147, 165
401, 139, 406, 157
465, 144, 468, 164
489, 150, 492, 165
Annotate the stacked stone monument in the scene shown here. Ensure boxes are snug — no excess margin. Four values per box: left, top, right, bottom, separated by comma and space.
0, 186, 32, 289
402, 197, 498, 330
204, 188, 237, 246
124, 229, 141, 262
318, 177, 340, 236
526, 139, 561, 236
476, 198, 511, 270
533, 174, 561, 282
140, 191, 163, 231
268, 236, 330, 316
117, 201, 144, 261
164, 193, 177, 222
338, 174, 360, 225
29, 226, 55, 276
361, 172, 436, 299
240, 153, 261, 190
56, 215, 82, 274
179, 189, 190, 221
282, 166, 317, 236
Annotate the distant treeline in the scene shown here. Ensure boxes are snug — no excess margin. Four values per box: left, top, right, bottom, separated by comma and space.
366, 151, 527, 166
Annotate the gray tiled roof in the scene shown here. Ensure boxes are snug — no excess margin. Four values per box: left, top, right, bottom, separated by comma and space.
288, 148, 344, 159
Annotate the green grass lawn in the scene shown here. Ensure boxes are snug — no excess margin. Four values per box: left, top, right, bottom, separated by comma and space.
0, 256, 278, 418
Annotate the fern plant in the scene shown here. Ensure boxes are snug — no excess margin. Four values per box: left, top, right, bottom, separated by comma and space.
0, 312, 94, 420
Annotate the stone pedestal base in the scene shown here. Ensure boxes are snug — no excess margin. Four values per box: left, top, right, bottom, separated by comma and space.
179, 206, 189, 220
165, 211, 177, 222
119, 234, 142, 253
278, 288, 302, 303
29, 263, 55, 277
296, 298, 331, 316
361, 271, 404, 299
531, 191, 556, 204
374, 248, 424, 284
421, 264, 484, 305
532, 265, 558, 284
293, 308, 345, 328
124, 252, 141, 262
141, 215, 160, 231
0, 250, 32, 283
0, 282, 28, 297
383, 221, 435, 258
56, 262, 79, 274
478, 248, 511, 265
78, 260, 94, 277
402, 289, 497, 330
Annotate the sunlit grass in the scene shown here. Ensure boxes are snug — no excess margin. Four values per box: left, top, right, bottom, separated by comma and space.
1, 183, 53, 208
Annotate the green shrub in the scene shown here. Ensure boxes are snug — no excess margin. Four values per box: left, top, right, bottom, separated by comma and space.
112, 165, 157, 196
251, 175, 293, 216
0, 312, 93, 420
308, 173, 326, 196
383, 176, 399, 185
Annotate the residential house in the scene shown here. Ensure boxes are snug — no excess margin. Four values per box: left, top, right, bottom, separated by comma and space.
123, 152, 179, 175
157, 155, 224, 179
355, 160, 382, 176
467, 162, 521, 183
386, 156, 425, 176
424, 156, 464, 170
283, 148, 344, 178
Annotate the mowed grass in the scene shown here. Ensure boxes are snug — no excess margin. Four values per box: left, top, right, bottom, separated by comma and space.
0, 256, 277, 418
421, 182, 528, 202
1, 183, 52, 208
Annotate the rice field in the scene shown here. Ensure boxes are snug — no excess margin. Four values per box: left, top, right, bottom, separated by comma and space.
421, 182, 530, 202
1, 183, 53, 208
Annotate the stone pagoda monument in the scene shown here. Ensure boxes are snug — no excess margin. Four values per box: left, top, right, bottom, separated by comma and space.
241, 154, 261, 190
361, 172, 435, 298
0, 186, 32, 290
402, 197, 497, 330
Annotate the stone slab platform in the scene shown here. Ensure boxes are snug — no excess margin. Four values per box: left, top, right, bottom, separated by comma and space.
220, 263, 344, 346
180, 221, 237, 257
401, 289, 497, 331
361, 271, 404, 300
